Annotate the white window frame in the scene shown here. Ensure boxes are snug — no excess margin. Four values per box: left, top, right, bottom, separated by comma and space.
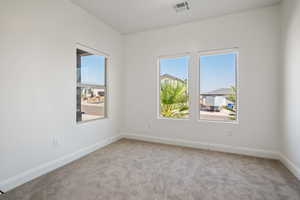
157, 52, 191, 120
76, 43, 109, 123
197, 48, 239, 124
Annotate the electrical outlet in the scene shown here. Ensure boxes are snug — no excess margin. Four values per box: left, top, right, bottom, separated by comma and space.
52, 136, 60, 147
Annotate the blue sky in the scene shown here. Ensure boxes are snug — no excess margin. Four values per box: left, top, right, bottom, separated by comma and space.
200, 53, 236, 92
160, 53, 236, 92
81, 55, 105, 85
160, 56, 189, 80
81, 53, 235, 91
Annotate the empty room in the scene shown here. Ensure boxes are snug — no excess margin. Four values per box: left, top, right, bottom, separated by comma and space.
1, 0, 300, 199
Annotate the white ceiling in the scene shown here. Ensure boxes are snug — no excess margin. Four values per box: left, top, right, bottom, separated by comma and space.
71, 0, 280, 34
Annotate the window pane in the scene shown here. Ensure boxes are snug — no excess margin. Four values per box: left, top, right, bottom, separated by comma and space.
77, 49, 105, 85
76, 87, 106, 122
76, 47, 107, 122
159, 56, 189, 119
199, 52, 237, 121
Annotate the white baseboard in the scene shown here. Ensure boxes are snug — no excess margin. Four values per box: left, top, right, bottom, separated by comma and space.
2, 133, 299, 193
0, 135, 122, 192
122, 133, 300, 180
279, 153, 300, 180
121, 133, 279, 160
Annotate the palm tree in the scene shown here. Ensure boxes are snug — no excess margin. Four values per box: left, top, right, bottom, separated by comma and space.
160, 81, 189, 118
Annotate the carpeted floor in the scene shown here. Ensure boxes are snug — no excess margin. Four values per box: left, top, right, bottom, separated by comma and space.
3, 139, 300, 200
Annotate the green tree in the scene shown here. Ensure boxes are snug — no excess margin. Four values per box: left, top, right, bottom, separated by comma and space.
160, 81, 189, 118
223, 86, 237, 120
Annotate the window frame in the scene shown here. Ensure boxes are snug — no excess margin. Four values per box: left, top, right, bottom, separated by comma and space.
197, 48, 239, 124
157, 52, 191, 120
76, 43, 109, 123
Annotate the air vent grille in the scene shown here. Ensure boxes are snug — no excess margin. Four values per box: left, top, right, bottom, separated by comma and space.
174, 1, 190, 12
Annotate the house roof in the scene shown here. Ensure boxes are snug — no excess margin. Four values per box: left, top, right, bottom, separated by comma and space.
160, 74, 185, 83
201, 88, 233, 96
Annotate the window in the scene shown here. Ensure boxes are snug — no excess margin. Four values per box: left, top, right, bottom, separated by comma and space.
76, 46, 107, 122
159, 55, 189, 119
199, 50, 237, 122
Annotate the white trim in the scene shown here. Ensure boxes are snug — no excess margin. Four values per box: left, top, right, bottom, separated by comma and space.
157, 117, 190, 121
76, 83, 106, 89
198, 119, 239, 124
157, 53, 191, 120
158, 52, 191, 59
75, 43, 109, 122
123, 133, 300, 181
121, 133, 279, 160
76, 43, 110, 57
121, 133, 300, 180
0, 135, 122, 192
2, 134, 299, 193
279, 153, 300, 180
197, 47, 238, 55
197, 48, 240, 123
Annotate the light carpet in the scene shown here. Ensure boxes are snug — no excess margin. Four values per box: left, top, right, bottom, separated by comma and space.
3, 139, 300, 200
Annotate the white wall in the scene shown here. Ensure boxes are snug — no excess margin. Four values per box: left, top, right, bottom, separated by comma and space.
0, 0, 123, 190
281, 0, 300, 176
1, 1, 293, 192
122, 6, 281, 153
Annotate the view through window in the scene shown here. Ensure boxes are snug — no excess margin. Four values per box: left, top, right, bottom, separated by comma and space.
159, 56, 189, 119
76, 48, 107, 122
199, 51, 237, 121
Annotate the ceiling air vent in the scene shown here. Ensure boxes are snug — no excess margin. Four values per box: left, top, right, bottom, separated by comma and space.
174, 1, 190, 12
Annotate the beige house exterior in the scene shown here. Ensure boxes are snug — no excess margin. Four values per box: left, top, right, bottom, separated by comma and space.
160, 74, 185, 85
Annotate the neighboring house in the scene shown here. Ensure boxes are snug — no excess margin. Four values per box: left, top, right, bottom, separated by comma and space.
160, 74, 185, 85
200, 88, 234, 111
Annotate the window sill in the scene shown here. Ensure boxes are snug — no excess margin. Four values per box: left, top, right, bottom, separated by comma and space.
158, 117, 190, 121
198, 119, 239, 124
77, 117, 108, 124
